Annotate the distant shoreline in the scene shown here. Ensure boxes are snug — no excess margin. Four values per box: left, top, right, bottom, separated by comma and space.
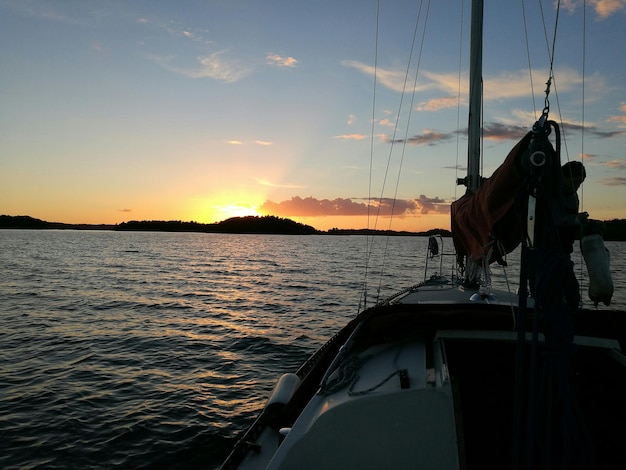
2, 214, 626, 240
0, 215, 451, 237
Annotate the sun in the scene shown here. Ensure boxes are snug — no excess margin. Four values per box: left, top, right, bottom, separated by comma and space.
186, 192, 268, 224
196, 201, 262, 223
216, 204, 261, 219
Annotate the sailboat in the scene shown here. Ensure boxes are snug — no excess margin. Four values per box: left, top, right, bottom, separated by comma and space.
220, 1, 624, 468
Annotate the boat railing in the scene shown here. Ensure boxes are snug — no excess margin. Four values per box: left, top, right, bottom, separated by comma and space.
424, 234, 458, 283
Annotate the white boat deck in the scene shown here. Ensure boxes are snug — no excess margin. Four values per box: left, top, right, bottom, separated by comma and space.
239, 337, 460, 470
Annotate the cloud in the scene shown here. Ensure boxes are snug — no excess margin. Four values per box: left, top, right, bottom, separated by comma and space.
342, 60, 435, 94
344, 60, 591, 106
583, 157, 626, 187
529, 119, 625, 139
389, 129, 454, 146
256, 179, 304, 189
5, 2, 84, 25
149, 50, 250, 82
227, 139, 273, 145
563, 0, 626, 18
608, 115, 626, 126
258, 195, 449, 217
389, 118, 622, 147
481, 122, 530, 141
117, 209, 133, 213
604, 159, 626, 169
598, 176, 626, 186
194, 51, 250, 81
335, 134, 367, 140
345, 61, 457, 95
266, 53, 298, 68
417, 96, 460, 111
480, 67, 587, 101
414, 195, 450, 215
260, 196, 367, 216
580, 126, 626, 139
608, 102, 626, 127
347, 114, 356, 125
443, 164, 467, 171
593, 0, 626, 18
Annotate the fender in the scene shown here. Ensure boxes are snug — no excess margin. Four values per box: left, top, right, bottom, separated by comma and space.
581, 234, 614, 307
263, 373, 301, 429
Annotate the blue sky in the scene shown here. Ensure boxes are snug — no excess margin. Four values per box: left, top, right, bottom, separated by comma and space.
1, 0, 625, 231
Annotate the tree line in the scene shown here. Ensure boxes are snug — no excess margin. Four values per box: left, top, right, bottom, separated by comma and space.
2, 215, 626, 240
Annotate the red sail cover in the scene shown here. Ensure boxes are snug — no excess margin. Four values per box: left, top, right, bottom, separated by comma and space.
451, 132, 532, 263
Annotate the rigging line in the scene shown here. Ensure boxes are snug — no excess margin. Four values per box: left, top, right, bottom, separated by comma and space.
536, 0, 556, 123
387, 0, 430, 229
454, 0, 466, 202
368, 0, 381, 231
546, 9, 570, 172
376, 0, 431, 300
541, 0, 573, 168
361, 0, 381, 312
535, 1, 572, 168
539, 0, 561, 107
370, 0, 426, 301
495, 239, 519, 328
580, 0, 586, 213
378, 0, 430, 302
521, 0, 537, 115
578, 0, 588, 294
549, 0, 561, 74
481, 78, 484, 179
373, 2, 422, 228
546, 3, 574, 167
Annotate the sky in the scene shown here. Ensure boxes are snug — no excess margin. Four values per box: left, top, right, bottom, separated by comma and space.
1, 0, 625, 232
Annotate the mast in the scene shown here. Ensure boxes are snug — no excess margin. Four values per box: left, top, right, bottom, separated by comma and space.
467, 0, 483, 192
453, 0, 484, 286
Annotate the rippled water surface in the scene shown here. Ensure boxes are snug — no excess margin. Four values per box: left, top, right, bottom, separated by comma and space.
1, 230, 624, 469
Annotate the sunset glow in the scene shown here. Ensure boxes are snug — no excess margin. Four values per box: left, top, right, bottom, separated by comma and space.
1, 1, 625, 231
214, 204, 262, 220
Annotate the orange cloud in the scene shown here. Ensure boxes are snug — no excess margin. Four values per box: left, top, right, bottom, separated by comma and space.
258, 196, 449, 218
592, 0, 626, 18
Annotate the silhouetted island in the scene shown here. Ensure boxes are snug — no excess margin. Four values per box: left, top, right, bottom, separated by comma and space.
0, 215, 318, 235
117, 216, 317, 235
0, 215, 115, 231
1, 214, 625, 240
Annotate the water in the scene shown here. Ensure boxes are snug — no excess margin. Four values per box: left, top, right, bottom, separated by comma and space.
1, 231, 624, 469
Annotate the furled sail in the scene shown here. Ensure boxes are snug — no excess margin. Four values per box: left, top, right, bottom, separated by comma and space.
451, 132, 533, 264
